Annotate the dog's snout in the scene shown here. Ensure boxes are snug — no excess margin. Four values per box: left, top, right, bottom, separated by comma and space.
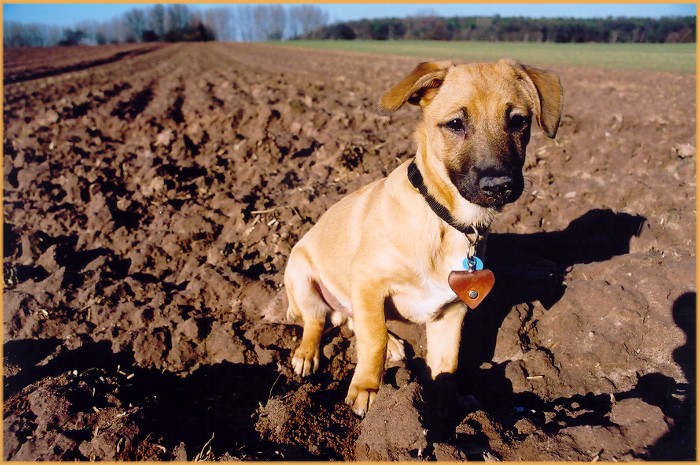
479, 175, 515, 198
450, 167, 524, 207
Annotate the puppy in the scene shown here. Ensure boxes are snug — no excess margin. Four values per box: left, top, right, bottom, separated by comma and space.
284, 58, 563, 416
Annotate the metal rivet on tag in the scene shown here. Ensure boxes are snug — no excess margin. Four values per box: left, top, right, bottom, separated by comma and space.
469, 290, 478, 299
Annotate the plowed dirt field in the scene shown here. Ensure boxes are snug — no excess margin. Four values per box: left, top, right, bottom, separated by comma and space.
3, 42, 696, 460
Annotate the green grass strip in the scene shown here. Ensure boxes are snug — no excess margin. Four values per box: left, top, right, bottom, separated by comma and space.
274, 40, 696, 74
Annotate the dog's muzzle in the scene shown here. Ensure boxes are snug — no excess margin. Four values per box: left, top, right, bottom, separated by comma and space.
452, 169, 524, 208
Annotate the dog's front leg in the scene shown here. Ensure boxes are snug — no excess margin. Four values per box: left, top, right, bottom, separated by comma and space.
426, 302, 468, 377
345, 285, 388, 416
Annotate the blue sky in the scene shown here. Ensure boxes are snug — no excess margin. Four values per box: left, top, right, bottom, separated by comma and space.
4, 3, 696, 27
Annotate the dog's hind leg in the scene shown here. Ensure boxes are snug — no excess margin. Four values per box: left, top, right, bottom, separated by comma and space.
285, 250, 329, 377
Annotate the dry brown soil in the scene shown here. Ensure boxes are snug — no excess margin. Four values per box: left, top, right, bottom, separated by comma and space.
3, 42, 696, 460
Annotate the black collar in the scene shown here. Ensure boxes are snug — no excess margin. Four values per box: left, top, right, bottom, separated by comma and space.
407, 159, 483, 238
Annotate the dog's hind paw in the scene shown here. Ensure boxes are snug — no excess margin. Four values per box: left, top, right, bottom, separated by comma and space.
387, 332, 406, 362
291, 346, 320, 377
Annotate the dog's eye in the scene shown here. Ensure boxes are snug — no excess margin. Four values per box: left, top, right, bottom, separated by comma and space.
444, 118, 466, 133
509, 113, 529, 131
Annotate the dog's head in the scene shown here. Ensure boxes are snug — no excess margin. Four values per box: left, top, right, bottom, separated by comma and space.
380, 59, 563, 209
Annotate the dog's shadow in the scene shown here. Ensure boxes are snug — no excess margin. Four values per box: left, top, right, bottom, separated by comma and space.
461, 207, 646, 373
416, 208, 656, 455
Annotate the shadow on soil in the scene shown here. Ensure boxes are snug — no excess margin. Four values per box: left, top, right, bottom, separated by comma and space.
423, 208, 694, 459
462, 208, 647, 375
648, 291, 696, 460
3, 339, 316, 460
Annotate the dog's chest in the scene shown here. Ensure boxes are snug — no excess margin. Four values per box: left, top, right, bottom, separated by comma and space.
391, 250, 465, 324
392, 277, 458, 323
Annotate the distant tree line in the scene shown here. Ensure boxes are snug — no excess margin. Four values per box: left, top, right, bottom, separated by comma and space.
4, 4, 329, 47
304, 15, 696, 43
5, 8, 694, 48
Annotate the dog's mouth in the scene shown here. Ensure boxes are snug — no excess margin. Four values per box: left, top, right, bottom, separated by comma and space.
450, 170, 524, 208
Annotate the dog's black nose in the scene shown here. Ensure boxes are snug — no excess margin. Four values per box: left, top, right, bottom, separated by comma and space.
479, 175, 515, 199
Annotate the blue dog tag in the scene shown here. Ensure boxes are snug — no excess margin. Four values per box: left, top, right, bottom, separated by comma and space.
462, 256, 484, 271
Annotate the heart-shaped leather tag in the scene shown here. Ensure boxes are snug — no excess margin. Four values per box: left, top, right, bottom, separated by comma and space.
448, 269, 495, 309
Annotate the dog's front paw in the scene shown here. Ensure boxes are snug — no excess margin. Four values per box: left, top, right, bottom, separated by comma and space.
345, 383, 378, 417
291, 345, 320, 377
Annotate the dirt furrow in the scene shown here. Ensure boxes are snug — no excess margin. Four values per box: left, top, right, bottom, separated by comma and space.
4, 45, 163, 85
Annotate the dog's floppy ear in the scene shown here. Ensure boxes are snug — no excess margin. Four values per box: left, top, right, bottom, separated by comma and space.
502, 59, 563, 139
378, 61, 453, 113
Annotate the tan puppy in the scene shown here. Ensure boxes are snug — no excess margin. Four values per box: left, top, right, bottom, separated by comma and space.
284, 58, 563, 416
